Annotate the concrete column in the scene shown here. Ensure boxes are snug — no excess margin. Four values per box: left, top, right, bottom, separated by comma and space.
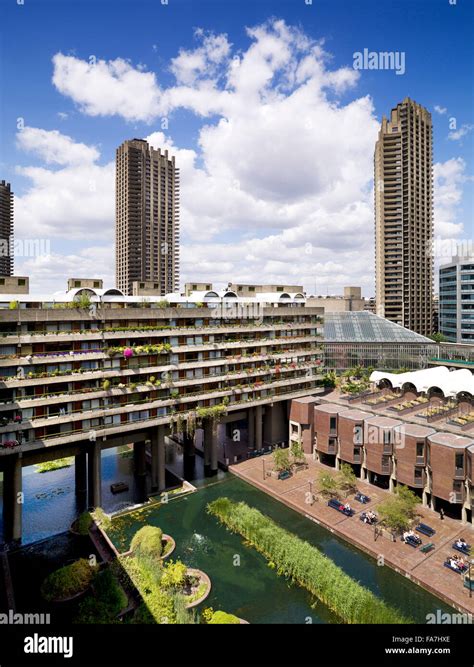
422, 490, 429, 507
182, 430, 196, 479
389, 476, 395, 493
133, 441, 147, 476
133, 441, 147, 503
151, 425, 166, 492
183, 431, 195, 458
461, 505, 468, 524
247, 407, 255, 448
74, 451, 87, 496
360, 466, 367, 481
334, 457, 340, 471
203, 419, 213, 471
210, 422, 218, 475
430, 495, 436, 512
3, 454, 22, 543
255, 405, 263, 451
87, 440, 102, 509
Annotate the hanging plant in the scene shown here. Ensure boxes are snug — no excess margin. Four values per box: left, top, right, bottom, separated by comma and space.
186, 412, 197, 438
176, 414, 185, 434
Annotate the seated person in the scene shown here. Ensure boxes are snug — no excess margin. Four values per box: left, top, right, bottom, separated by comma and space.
449, 558, 460, 571
344, 503, 352, 512
403, 531, 410, 542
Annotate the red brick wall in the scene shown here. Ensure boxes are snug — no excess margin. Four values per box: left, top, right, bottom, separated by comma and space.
338, 416, 363, 464
429, 443, 459, 502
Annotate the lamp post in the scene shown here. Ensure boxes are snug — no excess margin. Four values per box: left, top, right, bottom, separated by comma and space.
469, 559, 474, 599
262, 457, 266, 481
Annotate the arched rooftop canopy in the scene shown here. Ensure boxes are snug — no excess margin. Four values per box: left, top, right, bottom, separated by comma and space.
370, 366, 474, 398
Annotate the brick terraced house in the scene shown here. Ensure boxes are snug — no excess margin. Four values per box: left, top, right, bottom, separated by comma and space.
290, 366, 474, 525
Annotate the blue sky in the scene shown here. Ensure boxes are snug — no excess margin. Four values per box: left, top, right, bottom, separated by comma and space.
0, 0, 473, 295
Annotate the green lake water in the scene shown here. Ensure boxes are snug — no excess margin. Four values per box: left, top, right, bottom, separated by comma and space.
107, 475, 454, 624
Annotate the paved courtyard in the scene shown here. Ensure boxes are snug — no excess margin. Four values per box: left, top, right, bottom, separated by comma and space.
230, 454, 474, 616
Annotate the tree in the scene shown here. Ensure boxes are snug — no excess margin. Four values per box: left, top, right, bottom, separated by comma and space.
290, 439, 305, 464
377, 497, 411, 533
272, 447, 291, 472
317, 471, 339, 497
395, 485, 419, 519
338, 464, 358, 492
377, 486, 419, 535
74, 293, 92, 309
428, 332, 446, 344
321, 371, 337, 388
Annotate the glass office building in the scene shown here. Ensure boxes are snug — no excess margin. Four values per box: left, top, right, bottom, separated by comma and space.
439, 256, 474, 343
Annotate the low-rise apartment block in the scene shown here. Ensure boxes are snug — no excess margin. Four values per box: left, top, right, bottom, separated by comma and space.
0, 283, 324, 542
290, 366, 474, 524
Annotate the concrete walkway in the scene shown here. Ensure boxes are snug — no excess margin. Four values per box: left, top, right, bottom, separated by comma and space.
230, 454, 474, 616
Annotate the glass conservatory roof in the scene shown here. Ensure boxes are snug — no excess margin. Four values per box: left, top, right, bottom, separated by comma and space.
323, 312, 432, 343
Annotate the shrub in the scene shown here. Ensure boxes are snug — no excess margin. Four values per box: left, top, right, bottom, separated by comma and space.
131, 526, 164, 560
102, 379, 111, 391
208, 611, 240, 624
41, 559, 98, 602
92, 507, 111, 530
120, 556, 176, 624
160, 560, 187, 590
74, 568, 127, 624
207, 498, 411, 625
75, 511, 93, 535
35, 457, 74, 474
201, 607, 214, 623
92, 567, 127, 614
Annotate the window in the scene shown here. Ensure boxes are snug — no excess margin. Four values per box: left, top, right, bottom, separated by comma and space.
18, 279, 26, 286
0, 279, 4, 285
455, 453, 464, 470
416, 442, 424, 458
74, 281, 81, 288
329, 416, 337, 431
249, 286, 255, 292
93, 281, 100, 288
383, 430, 391, 445
353, 424, 363, 444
